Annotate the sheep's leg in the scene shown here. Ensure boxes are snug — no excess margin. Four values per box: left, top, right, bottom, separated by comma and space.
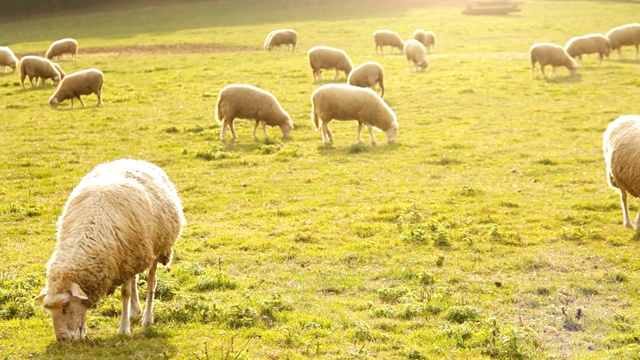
367, 125, 377, 145
356, 122, 363, 143
117, 277, 135, 334
333, 69, 340, 81
142, 261, 158, 327
261, 121, 268, 138
96, 93, 103, 106
620, 190, 634, 228
321, 121, 332, 145
635, 44, 639, 60
130, 275, 142, 319
539, 65, 546, 78
252, 120, 260, 139
77, 96, 86, 108
219, 118, 228, 140
71, 98, 74, 109
229, 119, 238, 139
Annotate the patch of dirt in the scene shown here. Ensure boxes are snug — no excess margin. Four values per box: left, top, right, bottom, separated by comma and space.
16, 43, 256, 58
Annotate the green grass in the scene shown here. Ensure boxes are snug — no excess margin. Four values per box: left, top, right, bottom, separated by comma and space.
2, 0, 640, 358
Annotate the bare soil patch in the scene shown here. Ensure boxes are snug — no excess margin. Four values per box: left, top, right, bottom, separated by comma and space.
16, 43, 255, 58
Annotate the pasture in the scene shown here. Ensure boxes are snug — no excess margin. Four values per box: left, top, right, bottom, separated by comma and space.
1, 0, 640, 358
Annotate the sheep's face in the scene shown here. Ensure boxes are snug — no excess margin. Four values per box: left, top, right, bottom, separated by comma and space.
385, 123, 399, 144
49, 97, 59, 109
280, 118, 294, 139
36, 282, 90, 341
417, 60, 428, 72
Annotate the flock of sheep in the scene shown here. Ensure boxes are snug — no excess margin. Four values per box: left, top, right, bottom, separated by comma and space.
0, 38, 104, 109
218, 27, 436, 146
530, 23, 640, 78
2, 19, 640, 342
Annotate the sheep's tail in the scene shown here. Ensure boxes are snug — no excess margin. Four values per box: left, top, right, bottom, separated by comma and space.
18, 59, 26, 87
311, 100, 320, 131
215, 95, 224, 125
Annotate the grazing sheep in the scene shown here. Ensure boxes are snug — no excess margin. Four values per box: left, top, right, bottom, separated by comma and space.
19, 56, 62, 88
373, 30, 404, 54
403, 39, 429, 72
529, 42, 578, 78
215, 84, 294, 141
413, 29, 436, 51
603, 115, 640, 229
307, 46, 354, 82
35, 159, 185, 341
0, 46, 19, 73
49, 68, 104, 109
263, 29, 298, 51
347, 61, 385, 98
45, 38, 78, 60
310, 84, 398, 145
564, 33, 611, 66
605, 23, 640, 60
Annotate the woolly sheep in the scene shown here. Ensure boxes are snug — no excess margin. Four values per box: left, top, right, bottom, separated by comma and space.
307, 46, 354, 82
373, 30, 404, 54
564, 33, 611, 66
403, 39, 429, 72
45, 38, 78, 60
263, 29, 298, 51
413, 29, 436, 51
347, 61, 385, 98
215, 84, 294, 141
49, 68, 104, 109
603, 115, 640, 229
19, 56, 62, 88
605, 23, 640, 60
310, 84, 398, 145
35, 159, 185, 340
0, 46, 19, 73
529, 42, 578, 78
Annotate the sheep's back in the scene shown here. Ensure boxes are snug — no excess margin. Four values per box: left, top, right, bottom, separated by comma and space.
604, 115, 640, 197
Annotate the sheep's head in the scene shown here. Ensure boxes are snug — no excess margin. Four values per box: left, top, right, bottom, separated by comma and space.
417, 60, 429, 72
49, 96, 59, 109
385, 122, 399, 144
280, 115, 294, 139
35, 282, 90, 341
569, 60, 579, 75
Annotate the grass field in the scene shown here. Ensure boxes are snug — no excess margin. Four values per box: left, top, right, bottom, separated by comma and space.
1, 0, 640, 358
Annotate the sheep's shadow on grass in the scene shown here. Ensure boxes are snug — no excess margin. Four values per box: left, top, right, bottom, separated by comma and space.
544, 73, 582, 84
42, 328, 175, 358
317, 141, 401, 156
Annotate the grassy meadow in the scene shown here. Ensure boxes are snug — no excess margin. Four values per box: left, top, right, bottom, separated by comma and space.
1, 0, 640, 358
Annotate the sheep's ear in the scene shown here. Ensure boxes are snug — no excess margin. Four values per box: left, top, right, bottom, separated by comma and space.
34, 287, 47, 301
70, 282, 88, 300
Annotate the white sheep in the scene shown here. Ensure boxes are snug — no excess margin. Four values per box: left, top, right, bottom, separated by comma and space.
215, 84, 294, 141
403, 39, 429, 72
49, 68, 104, 109
347, 61, 385, 98
0, 46, 19, 73
263, 29, 298, 51
373, 30, 404, 54
35, 159, 186, 340
307, 45, 354, 82
529, 42, 578, 78
605, 23, 640, 60
603, 115, 640, 229
18, 56, 63, 88
413, 29, 436, 52
564, 33, 611, 66
310, 84, 398, 145
45, 38, 78, 60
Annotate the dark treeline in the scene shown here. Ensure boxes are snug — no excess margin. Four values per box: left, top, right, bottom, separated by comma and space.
0, 0, 176, 18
